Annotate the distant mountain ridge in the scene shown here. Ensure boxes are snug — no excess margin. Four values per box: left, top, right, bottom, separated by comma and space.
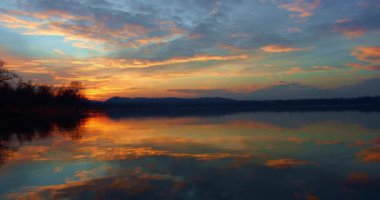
106, 97, 236, 104
98, 96, 380, 111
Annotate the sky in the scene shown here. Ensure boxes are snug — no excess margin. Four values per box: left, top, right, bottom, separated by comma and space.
0, 0, 379, 100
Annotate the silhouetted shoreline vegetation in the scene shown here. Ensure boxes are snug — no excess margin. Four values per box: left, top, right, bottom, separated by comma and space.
0, 59, 88, 117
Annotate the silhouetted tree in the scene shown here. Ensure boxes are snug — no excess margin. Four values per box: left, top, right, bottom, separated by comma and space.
56, 81, 85, 105
0, 59, 88, 109
36, 84, 54, 104
0, 59, 18, 86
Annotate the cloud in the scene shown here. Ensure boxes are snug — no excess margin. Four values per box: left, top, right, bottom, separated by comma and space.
70, 54, 248, 70
338, 28, 366, 39
336, 18, 352, 23
0, 0, 292, 60
265, 158, 313, 168
347, 63, 380, 71
349, 46, 380, 71
0, 0, 379, 100
358, 147, 380, 162
1, 48, 251, 99
53, 49, 64, 55
334, 19, 367, 39
352, 46, 380, 63
249, 78, 380, 100
278, 0, 320, 18
333, 7, 380, 39
167, 89, 240, 98
287, 66, 338, 74
0, 5, 184, 51
169, 77, 380, 100
261, 45, 305, 53
311, 66, 338, 70
357, 137, 380, 163
287, 27, 303, 33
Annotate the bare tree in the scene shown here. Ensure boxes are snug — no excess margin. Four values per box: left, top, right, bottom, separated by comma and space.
0, 59, 18, 85
1, 59, 87, 107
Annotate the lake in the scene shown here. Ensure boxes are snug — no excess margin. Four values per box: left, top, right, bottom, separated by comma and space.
1, 111, 380, 200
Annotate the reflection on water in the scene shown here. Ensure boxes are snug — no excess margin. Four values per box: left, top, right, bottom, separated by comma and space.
0, 111, 380, 199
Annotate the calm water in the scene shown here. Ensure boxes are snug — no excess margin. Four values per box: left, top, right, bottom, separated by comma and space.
1, 111, 380, 200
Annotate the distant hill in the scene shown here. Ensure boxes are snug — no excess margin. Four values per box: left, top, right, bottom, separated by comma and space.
106, 97, 236, 105
94, 96, 380, 112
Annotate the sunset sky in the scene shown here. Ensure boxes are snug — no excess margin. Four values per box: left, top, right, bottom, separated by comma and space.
0, 0, 379, 100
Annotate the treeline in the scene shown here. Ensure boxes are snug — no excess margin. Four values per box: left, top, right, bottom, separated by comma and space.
0, 59, 87, 109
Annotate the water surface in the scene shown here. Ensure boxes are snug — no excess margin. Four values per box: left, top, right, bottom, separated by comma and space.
1, 111, 380, 199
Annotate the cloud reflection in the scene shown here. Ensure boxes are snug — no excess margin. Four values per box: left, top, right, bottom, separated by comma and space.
1, 112, 380, 199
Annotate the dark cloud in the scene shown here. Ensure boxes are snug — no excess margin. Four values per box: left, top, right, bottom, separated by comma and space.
170, 77, 380, 100
3, 0, 378, 60
249, 77, 380, 99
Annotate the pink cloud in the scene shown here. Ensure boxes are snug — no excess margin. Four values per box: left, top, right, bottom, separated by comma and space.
349, 46, 380, 71
279, 0, 320, 18
261, 45, 305, 53
265, 158, 313, 168
334, 18, 372, 39
287, 66, 338, 75
311, 66, 338, 70
347, 63, 380, 71
336, 18, 352, 23
340, 28, 366, 39
287, 27, 303, 33
352, 46, 380, 63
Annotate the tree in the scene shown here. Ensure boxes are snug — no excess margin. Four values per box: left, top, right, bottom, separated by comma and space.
56, 81, 86, 105
0, 59, 18, 85
36, 84, 54, 101
0, 59, 87, 108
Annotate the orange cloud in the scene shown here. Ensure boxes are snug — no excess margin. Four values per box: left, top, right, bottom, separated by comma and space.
339, 28, 366, 39
0, 13, 39, 29
335, 26, 367, 39
352, 46, 380, 63
334, 17, 368, 39
311, 66, 338, 70
157, 54, 249, 65
1, 48, 249, 100
347, 63, 380, 71
349, 46, 380, 71
357, 146, 380, 162
75, 146, 250, 161
286, 66, 338, 75
218, 44, 253, 53
305, 195, 320, 200
70, 54, 248, 71
346, 172, 371, 184
265, 158, 313, 168
315, 140, 341, 145
261, 45, 305, 53
279, 0, 320, 18
287, 137, 308, 144
287, 67, 303, 74
10, 146, 50, 161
